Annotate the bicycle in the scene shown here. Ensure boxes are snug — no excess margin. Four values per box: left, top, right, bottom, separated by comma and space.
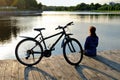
15, 22, 83, 66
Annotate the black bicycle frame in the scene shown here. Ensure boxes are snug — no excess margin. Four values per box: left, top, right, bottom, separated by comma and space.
36, 31, 66, 51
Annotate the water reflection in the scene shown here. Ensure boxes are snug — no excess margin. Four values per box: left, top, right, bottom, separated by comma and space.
0, 16, 39, 44
0, 17, 20, 44
72, 14, 120, 24
0, 12, 120, 44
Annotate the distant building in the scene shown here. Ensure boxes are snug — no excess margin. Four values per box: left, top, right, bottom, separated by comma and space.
109, 2, 116, 5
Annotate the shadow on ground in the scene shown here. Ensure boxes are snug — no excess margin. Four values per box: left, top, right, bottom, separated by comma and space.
24, 66, 57, 80
93, 55, 120, 72
75, 65, 117, 80
75, 55, 120, 80
24, 55, 120, 80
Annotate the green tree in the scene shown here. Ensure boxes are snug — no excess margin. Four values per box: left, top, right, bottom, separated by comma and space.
114, 3, 120, 10
16, 0, 26, 9
94, 3, 101, 10
68, 6, 75, 11
90, 3, 95, 10
25, 0, 38, 10
98, 4, 109, 10
38, 2, 43, 10
75, 3, 89, 11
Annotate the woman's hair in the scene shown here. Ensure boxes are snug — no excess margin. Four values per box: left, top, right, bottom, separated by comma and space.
89, 26, 97, 37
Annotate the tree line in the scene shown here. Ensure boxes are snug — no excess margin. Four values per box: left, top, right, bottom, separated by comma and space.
0, 0, 41, 10
13, 0, 41, 10
42, 2, 120, 11
0, 0, 120, 11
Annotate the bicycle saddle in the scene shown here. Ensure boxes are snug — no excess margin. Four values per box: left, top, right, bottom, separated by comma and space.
34, 28, 45, 31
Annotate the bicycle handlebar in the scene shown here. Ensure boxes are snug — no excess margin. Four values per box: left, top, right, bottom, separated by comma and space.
66, 21, 73, 26
55, 21, 73, 30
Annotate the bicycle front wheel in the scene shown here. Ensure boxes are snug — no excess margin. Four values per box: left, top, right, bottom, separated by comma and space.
15, 38, 43, 66
63, 38, 83, 65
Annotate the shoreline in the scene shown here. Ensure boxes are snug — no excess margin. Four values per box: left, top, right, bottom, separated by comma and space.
0, 10, 42, 16
42, 11, 120, 14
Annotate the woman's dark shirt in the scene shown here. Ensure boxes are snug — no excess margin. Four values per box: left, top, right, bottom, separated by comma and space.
84, 36, 99, 56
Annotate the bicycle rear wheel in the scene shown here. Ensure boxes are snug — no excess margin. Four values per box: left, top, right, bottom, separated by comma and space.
15, 38, 43, 66
63, 38, 83, 65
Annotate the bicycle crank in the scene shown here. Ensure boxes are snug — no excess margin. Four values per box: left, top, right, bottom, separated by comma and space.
43, 50, 51, 57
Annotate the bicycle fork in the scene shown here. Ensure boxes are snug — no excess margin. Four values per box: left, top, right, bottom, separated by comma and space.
68, 40, 76, 52
62, 37, 76, 53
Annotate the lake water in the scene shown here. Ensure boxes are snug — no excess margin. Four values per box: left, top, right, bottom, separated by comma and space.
0, 11, 120, 59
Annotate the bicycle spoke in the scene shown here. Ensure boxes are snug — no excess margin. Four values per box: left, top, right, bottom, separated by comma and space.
63, 38, 83, 65
15, 39, 43, 66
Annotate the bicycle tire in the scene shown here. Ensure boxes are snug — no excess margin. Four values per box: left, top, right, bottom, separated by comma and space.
15, 38, 43, 66
63, 38, 83, 65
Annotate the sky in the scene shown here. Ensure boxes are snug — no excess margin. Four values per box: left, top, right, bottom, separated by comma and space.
36, 0, 120, 6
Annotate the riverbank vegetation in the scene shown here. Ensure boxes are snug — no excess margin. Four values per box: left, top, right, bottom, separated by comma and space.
0, 0, 42, 11
42, 2, 120, 11
0, 0, 120, 12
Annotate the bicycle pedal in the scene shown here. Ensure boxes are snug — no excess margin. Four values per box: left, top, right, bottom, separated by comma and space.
25, 54, 30, 59
25, 56, 29, 59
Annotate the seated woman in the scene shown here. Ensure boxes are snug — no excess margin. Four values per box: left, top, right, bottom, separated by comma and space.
84, 26, 99, 56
